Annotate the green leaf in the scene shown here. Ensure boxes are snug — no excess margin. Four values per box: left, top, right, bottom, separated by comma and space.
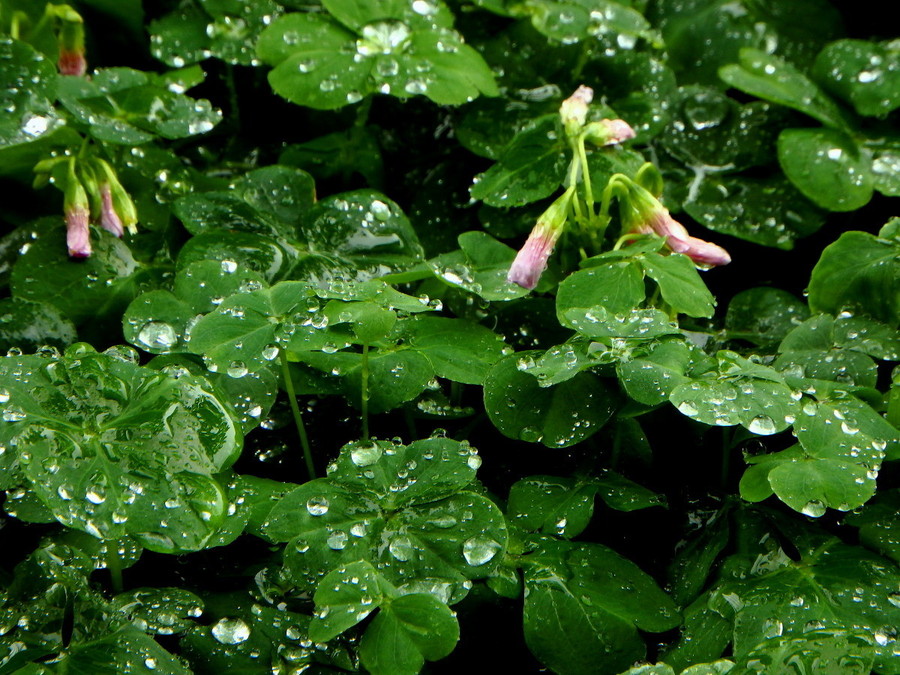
682, 174, 824, 249
617, 339, 693, 407
813, 39, 900, 118
724, 288, 810, 346
669, 352, 798, 435
652, 0, 841, 87
109, 587, 204, 635
59, 628, 192, 674
151, 0, 281, 67
180, 594, 315, 674
556, 263, 646, 323
402, 315, 508, 385
639, 253, 715, 318
718, 48, 849, 130
807, 230, 900, 327
777, 128, 874, 212
309, 560, 387, 642
507, 476, 597, 538
0, 298, 77, 354
593, 472, 666, 512
359, 593, 460, 675
514, 0, 656, 48
327, 436, 481, 509
299, 190, 424, 277
57, 68, 221, 143
709, 537, 898, 673
844, 489, 900, 564
294, 348, 435, 413
661, 86, 783, 170
428, 231, 531, 302
470, 116, 567, 207
0, 39, 63, 150
123, 260, 269, 356
257, 3, 497, 109
523, 540, 680, 675
484, 352, 616, 447
11, 223, 146, 326
188, 280, 350, 376
731, 629, 874, 675
0, 345, 241, 550
562, 306, 680, 341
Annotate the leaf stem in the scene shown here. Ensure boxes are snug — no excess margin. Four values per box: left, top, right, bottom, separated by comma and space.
361, 343, 370, 442
280, 350, 315, 479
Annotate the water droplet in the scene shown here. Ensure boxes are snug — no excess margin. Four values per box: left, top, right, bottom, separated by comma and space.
747, 415, 777, 435
137, 322, 178, 351
350, 442, 382, 467
389, 535, 415, 561
211, 617, 251, 644
801, 499, 826, 518
306, 496, 329, 516
462, 535, 501, 566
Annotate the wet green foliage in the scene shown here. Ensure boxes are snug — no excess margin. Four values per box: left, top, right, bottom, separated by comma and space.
1, 1, 898, 674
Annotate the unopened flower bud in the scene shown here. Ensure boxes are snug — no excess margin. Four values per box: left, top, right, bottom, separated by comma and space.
99, 183, 124, 237
619, 177, 731, 267
560, 85, 593, 136
583, 119, 636, 146
507, 190, 572, 290
64, 160, 91, 257
95, 159, 138, 234
53, 5, 87, 76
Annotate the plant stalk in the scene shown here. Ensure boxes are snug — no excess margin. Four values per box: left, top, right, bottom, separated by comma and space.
280, 350, 315, 479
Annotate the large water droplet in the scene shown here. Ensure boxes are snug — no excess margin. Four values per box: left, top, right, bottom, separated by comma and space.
350, 442, 383, 467
137, 322, 178, 351
306, 496, 329, 516
211, 617, 251, 644
462, 535, 501, 566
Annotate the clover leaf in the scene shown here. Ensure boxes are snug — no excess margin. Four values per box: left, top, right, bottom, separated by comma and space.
257, 0, 497, 110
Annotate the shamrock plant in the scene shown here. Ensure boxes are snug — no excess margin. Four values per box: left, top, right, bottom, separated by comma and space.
1, 1, 899, 674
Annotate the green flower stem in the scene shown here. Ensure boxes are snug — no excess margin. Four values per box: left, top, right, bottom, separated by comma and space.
361, 342, 370, 442
575, 134, 594, 212
280, 350, 316, 479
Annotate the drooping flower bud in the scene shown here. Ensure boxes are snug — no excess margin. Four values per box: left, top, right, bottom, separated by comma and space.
560, 85, 593, 137
99, 182, 124, 237
583, 119, 636, 147
64, 161, 91, 258
618, 177, 731, 267
53, 5, 87, 76
507, 189, 573, 290
95, 159, 138, 234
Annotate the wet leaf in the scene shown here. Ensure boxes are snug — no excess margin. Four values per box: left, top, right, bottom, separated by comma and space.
777, 128, 874, 212
257, 2, 497, 109
0, 345, 240, 550
813, 39, 900, 118
484, 352, 616, 447
523, 539, 680, 675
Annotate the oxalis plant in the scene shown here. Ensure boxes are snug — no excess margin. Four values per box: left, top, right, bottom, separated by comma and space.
0, 1, 899, 674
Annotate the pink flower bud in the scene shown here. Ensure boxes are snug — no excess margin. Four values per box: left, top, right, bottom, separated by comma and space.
66, 205, 91, 258
560, 85, 593, 135
620, 179, 731, 267
507, 222, 562, 290
99, 183, 124, 237
58, 47, 87, 76
584, 119, 636, 146
507, 190, 572, 289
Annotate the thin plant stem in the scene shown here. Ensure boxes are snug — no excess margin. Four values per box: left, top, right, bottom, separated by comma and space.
280, 350, 316, 479
361, 343, 370, 441
576, 135, 594, 213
